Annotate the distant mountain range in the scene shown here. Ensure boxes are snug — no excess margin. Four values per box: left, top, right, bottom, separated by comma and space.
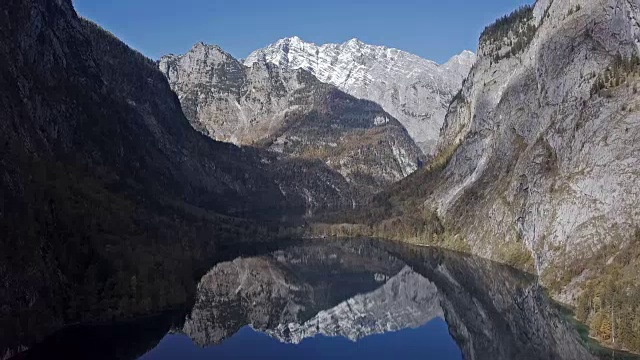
157, 38, 474, 193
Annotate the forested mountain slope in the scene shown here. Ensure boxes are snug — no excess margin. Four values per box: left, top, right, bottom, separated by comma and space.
0, 0, 355, 354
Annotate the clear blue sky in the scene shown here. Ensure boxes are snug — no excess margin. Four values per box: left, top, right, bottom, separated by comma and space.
73, 0, 532, 64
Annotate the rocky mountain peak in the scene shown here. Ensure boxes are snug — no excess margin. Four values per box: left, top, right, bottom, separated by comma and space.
245, 36, 475, 153
187, 42, 238, 64
443, 50, 477, 73
158, 42, 424, 195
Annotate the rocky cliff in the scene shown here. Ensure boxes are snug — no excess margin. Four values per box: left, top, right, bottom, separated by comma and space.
336, 0, 640, 350
159, 44, 423, 194
427, 0, 640, 287
245, 37, 476, 153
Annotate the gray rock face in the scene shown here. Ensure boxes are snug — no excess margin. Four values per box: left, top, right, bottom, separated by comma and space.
422, 0, 640, 291
159, 43, 302, 144
245, 37, 476, 154
159, 44, 423, 194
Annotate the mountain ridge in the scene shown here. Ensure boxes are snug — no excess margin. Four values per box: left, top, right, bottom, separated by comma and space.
159, 42, 424, 195
245, 36, 476, 153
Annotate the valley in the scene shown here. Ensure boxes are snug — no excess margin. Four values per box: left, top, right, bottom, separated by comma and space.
1, 0, 639, 358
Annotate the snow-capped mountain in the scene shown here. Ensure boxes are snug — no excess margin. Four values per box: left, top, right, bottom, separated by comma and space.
245, 37, 476, 153
264, 266, 443, 344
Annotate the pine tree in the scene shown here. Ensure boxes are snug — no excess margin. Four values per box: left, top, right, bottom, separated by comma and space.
599, 314, 613, 341
576, 293, 591, 322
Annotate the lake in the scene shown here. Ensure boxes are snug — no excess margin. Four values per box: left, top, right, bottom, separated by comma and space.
5, 238, 602, 359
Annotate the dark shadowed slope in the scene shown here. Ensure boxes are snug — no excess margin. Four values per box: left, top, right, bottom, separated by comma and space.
0, 0, 355, 355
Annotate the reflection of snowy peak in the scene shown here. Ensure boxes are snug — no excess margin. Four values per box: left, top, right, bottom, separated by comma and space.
246, 37, 476, 153
266, 266, 443, 344
182, 242, 406, 347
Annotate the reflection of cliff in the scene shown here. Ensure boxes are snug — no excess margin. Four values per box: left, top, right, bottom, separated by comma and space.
266, 266, 443, 343
183, 239, 596, 360
384, 244, 596, 360
183, 241, 406, 346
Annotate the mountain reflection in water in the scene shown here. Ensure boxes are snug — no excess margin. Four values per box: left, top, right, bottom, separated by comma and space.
10, 239, 596, 360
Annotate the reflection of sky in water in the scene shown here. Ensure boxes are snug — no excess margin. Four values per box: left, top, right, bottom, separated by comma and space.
141, 317, 462, 360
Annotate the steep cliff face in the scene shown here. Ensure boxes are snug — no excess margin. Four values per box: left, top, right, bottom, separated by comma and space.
245, 37, 476, 153
429, 0, 640, 283
362, 0, 640, 290
159, 44, 423, 194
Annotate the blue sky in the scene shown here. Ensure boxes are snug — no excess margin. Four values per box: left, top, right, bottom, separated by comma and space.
73, 0, 532, 64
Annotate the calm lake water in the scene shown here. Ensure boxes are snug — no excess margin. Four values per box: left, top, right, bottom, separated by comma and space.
142, 320, 461, 360
6, 238, 603, 360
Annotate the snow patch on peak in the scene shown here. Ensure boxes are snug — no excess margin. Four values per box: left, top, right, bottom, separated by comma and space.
265, 266, 443, 344
347, 37, 364, 45
444, 50, 477, 66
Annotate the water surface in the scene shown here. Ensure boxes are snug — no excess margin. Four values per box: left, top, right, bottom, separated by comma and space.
143, 319, 461, 360
7, 239, 599, 360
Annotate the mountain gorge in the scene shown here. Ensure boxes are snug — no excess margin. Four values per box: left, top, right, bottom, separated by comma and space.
159, 43, 423, 194
245, 36, 476, 153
